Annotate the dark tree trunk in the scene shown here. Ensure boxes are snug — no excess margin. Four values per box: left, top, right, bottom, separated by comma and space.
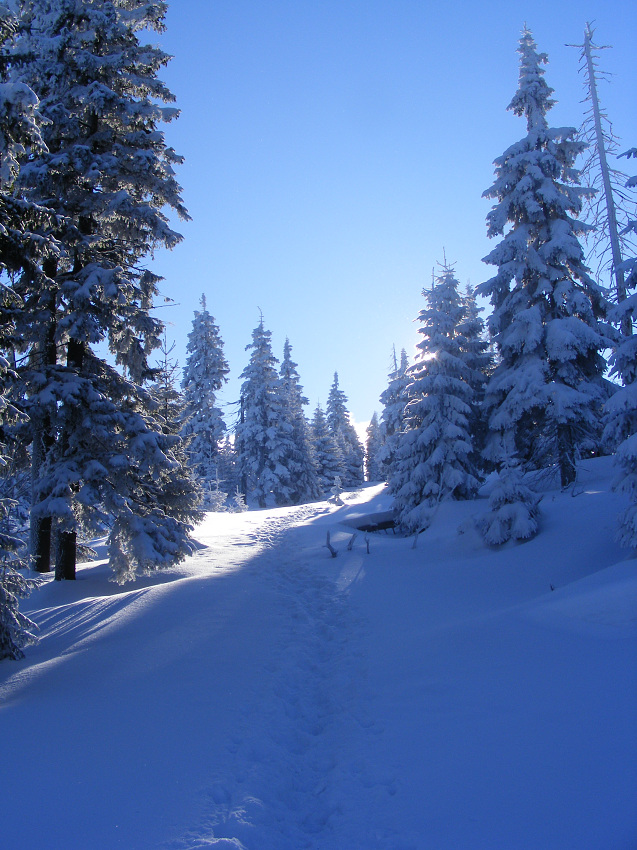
238, 395, 248, 497
558, 424, 576, 488
30, 264, 58, 573
32, 515, 52, 573
55, 530, 76, 581
54, 337, 84, 581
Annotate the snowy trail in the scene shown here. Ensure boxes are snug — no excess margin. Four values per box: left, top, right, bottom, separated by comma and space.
174, 502, 400, 850
2, 466, 635, 849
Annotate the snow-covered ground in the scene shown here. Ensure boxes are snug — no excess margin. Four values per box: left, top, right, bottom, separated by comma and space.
1, 456, 636, 849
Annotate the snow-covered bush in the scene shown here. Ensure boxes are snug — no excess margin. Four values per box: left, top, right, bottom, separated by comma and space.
329, 476, 344, 506
230, 487, 248, 513
476, 462, 540, 545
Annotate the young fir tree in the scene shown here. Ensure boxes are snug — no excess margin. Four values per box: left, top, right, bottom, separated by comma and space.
477, 27, 609, 490
377, 347, 410, 481
278, 338, 322, 504
149, 334, 203, 512
390, 263, 479, 532
326, 372, 364, 487
151, 334, 185, 435
365, 412, 383, 482
310, 403, 342, 497
235, 319, 295, 508
0, 556, 38, 661
10, 0, 199, 581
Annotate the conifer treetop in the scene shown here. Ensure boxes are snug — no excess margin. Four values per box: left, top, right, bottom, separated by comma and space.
509, 26, 555, 132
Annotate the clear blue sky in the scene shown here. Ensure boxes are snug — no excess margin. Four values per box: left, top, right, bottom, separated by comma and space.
149, 0, 636, 427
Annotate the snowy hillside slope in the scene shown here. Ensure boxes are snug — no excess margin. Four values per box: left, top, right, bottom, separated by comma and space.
0, 457, 635, 849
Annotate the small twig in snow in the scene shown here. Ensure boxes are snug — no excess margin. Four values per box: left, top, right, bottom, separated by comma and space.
325, 531, 338, 558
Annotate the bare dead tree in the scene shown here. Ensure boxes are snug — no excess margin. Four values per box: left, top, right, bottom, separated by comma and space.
571, 24, 637, 332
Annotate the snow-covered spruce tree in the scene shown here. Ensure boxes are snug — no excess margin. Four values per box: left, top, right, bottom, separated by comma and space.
181, 294, 229, 491
603, 146, 637, 547
0, 355, 38, 659
477, 27, 609, 490
149, 334, 202, 510
458, 286, 492, 399
278, 338, 322, 504
326, 372, 364, 487
603, 312, 637, 546
0, 20, 35, 543
390, 263, 479, 532
0, 4, 55, 281
310, 403, 344, 496
215, 435, 237, 500
365, 411, 383, 482
10, 0, 198, 580
235, 319, 295, 508
0, 526, 38, 660
457, 285, 493, 465
377, 347, 410, 481
0, 8, 45, 656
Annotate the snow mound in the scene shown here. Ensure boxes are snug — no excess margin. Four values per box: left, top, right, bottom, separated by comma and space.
526, 560, 637, 638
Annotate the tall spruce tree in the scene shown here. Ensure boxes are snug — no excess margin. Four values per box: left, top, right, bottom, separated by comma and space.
390, 263, 479, 532
181, 295, 229, 488
310, 403, 342, 496
10, 0, 199, 581
365, 411, 383, 482
326, 372, 364, 487
477, 27, 609, 489
378, 347, 410, 482
278, 338, 321, 504
235, 319, 294, 508
0, 9, 40, 656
